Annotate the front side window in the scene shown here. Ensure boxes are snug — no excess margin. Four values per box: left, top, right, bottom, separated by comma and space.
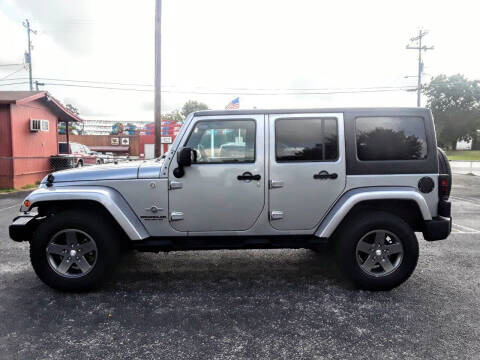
275, 118, 338, 162
356, 116, 427, 161
185, 120, 255, 163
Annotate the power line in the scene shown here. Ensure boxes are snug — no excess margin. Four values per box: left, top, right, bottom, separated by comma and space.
39, 81, 416, 95
0, 66, 26, 81
0, 76, 417, 93
406, 29, 434, 107
0, 82, 29, 87
32, 77, 153, 87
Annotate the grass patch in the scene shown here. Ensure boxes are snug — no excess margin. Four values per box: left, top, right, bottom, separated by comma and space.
0, 188, 16, 194
21, 183, 38, 190
0, 184, 38, 194
446, 150, 480, 161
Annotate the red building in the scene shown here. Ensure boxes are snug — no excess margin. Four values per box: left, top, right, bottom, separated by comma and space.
0, 91, 81, 189
139, 121, 182, 159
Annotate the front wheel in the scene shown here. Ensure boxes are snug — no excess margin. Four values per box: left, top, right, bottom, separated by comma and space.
30, 210, 120, 291
334, 211, 419, 291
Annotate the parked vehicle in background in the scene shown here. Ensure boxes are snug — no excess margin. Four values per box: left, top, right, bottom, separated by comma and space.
58, 142, 98, 167
88, 151, 114, 164
10, 108, 452, 292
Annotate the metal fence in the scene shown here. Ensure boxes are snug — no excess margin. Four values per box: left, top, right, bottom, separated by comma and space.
450, 160, 480, 176
0, 156, 134, 189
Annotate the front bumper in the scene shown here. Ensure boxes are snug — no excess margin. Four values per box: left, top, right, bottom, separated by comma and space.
9, 215, 37, 242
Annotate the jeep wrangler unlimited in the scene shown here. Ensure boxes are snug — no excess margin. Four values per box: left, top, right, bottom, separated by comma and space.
9, 108, 452, 291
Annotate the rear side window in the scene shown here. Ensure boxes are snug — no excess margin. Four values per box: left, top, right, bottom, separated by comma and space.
356, 116, 427, 161
275, 118, 338, 162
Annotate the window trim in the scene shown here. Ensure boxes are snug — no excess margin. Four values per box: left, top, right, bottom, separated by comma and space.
183, 118, 257, 165
274, 117, 339, 163
354, 115, 428, 162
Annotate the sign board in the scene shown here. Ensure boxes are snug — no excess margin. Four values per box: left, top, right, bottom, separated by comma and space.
121, 138, 130, 145
161, 136, 172, 144
111, 137, 119, 145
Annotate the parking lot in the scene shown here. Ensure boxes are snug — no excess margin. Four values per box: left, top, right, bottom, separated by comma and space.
0, 174, 479, 359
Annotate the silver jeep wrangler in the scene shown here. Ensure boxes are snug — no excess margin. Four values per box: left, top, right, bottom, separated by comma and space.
9, 108, 452, 291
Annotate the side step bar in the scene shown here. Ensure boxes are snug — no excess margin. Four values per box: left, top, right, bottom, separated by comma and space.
132, 235, 328, 253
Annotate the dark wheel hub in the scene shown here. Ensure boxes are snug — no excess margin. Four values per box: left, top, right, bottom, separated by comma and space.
46, 229, 98, 278
355, 230, 404, 277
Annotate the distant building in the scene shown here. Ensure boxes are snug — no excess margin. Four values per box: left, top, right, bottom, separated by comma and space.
0, 91, 81, 188
82, 118, 150, 135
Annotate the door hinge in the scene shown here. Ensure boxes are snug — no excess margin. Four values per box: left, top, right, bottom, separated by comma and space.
270, 210, 284, 220
269, 180, 284, 189
169, 181, 183, 190
170, 211, 184, 221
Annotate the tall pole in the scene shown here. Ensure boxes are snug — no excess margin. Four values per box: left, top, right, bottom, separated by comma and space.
416, 30, 422, 107
23, 19, 36, 91
154, 0, 163, 157
406, 30, 433, 107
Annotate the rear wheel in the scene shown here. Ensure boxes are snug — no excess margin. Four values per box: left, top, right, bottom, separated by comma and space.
334, 211, 419, 291
30, 210, 120, 291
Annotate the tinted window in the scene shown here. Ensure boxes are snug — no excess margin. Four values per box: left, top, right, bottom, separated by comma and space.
356, 116, 427, 161
275, 118, 338, 162
185, 120, 255, 163
58, 143, 68, 154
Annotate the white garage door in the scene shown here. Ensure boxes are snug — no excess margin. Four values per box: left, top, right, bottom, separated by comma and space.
144, 144, 155, 159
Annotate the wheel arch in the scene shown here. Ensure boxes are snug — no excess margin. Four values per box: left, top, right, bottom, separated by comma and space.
22, 186, 149, 241
316, 187, 432, 238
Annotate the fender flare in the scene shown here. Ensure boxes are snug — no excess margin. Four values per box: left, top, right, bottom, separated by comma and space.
22, 186, 149, 240
315, 187, 432, 238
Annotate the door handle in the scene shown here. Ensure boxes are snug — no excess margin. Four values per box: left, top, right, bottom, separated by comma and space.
237, 172, 261, 181
313, 170, 338, 180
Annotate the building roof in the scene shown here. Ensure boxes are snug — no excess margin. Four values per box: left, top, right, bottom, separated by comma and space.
0, 91, 82, 122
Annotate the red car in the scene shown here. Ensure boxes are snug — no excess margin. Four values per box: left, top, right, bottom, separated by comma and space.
58, 142, 99, 167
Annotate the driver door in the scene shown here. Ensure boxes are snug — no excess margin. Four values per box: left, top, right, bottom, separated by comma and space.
168, 115, 265, 232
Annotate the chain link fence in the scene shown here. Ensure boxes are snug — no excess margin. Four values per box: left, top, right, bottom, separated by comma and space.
0, 156, 134, 189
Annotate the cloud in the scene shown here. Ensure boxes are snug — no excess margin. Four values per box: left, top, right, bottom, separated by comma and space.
13, 0, 94, 54
2, 0, 480, 120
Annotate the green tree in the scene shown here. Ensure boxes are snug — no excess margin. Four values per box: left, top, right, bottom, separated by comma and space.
163, 109, 184, 123
60, 103, 83, 135
181, 100, 209, 118
65, 103, 80, 115
424, 74, 480, 150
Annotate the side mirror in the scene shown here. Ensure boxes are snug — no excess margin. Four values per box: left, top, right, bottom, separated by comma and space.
177, 147, 194, 167
173, 147, 197, 178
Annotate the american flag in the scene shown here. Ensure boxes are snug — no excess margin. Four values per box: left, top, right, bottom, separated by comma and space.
225, 97, 239, 110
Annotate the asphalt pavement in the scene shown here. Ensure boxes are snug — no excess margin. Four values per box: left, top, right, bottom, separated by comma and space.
0, 175, 479, 360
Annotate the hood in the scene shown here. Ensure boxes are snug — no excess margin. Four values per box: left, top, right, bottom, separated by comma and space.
42, 160, 163, 183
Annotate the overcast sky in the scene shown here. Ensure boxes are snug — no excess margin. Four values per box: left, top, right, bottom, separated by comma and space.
1, 0, 479, 121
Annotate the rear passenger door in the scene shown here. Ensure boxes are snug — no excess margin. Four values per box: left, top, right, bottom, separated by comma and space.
268, 113, 346, 230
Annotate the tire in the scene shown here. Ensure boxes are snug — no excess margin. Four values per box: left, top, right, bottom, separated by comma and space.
334, 211, 419, 291
30, 210, 121, 291
76, 160, 83, 168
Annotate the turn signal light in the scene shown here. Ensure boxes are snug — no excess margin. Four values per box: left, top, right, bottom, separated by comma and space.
23, 200, 31, 208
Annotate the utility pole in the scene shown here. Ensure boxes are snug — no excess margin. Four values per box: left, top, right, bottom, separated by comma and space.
34, 80, 44, 91
154, 0, 163, 157
23, 19, 37, 91
406, 30, 433, 107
